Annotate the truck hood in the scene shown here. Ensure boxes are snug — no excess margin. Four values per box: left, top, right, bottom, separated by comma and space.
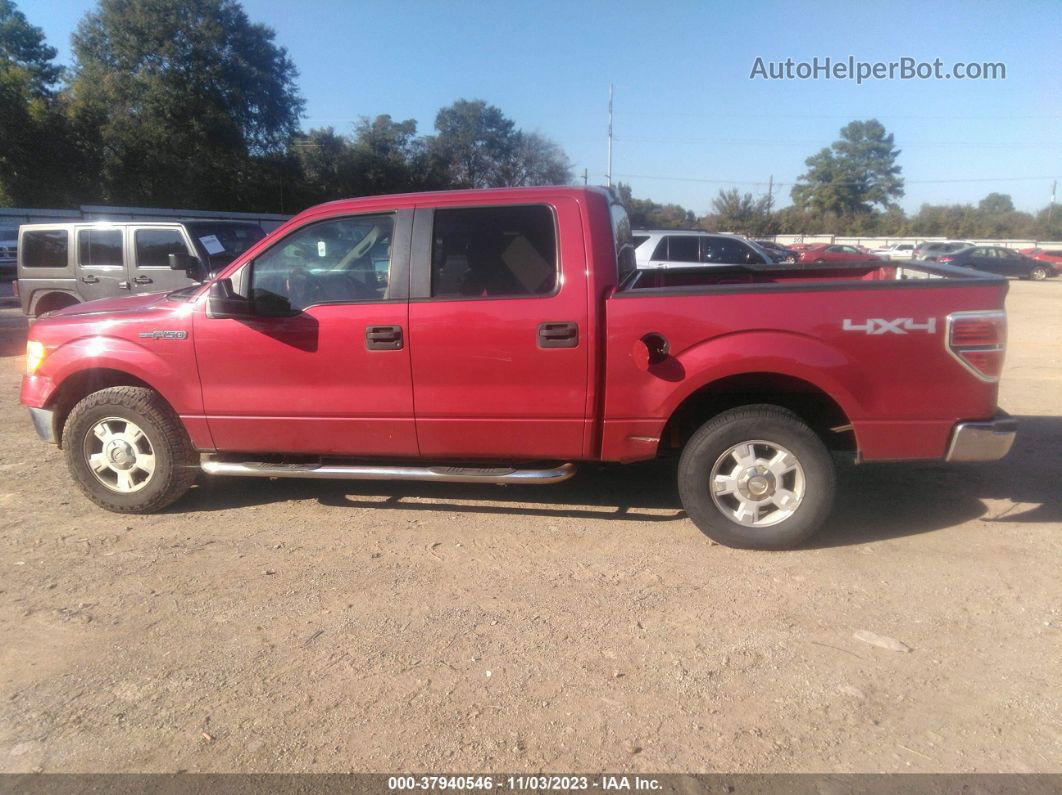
47, 291, 180, 318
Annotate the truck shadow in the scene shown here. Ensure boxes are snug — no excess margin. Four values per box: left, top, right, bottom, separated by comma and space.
178, 414, 1061, 548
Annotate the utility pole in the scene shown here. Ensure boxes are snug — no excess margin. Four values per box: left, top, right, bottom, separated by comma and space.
582, 168, 588, 186
606, 83, 613, 188
1049, 179, 1057, 225
767, 174, 774, 212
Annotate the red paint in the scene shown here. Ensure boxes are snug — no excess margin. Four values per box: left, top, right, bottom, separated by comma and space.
22, 187, 1009, 465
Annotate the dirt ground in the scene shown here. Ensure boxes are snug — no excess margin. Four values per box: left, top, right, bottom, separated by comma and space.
0, 278, 1059, 774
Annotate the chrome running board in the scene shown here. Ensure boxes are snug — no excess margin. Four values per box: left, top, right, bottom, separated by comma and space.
200, 458, 576, 485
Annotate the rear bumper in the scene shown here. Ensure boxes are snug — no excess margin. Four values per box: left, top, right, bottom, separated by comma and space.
945, 412, 1017, 462
28, 406, 57, 444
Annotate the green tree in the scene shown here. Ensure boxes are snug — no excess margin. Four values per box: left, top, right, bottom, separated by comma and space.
791, 119, 904, 215
497, 131, 572, 187
979, 192, 1015, 214
67, 0, 304, 209
0, 0, 85, 206
616, 183, 696, 229
0, 0, 61, 95
431, 99, 516, 188
706, 188, 776, 236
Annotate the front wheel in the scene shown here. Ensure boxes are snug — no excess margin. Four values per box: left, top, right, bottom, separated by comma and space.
63, 386, 198, 513
677, 405, 836, 549
1029, 265, 1049, 281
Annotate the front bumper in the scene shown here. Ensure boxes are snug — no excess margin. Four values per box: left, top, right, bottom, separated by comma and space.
28, 406, 57, 444
945, 412, 1017, 462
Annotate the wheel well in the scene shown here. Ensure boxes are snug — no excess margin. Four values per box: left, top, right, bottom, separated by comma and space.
33, 291, 79, 316
659, 373, 855, 454
47, 369, 156, 448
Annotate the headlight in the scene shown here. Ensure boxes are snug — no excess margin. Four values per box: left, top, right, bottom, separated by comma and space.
26, 340, 46, 375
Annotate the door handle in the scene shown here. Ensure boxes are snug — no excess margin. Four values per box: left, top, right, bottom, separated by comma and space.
80, 274, 99, 284
365, 325, 403, 351
133, 276, 153, 285
537, 322, 579, 349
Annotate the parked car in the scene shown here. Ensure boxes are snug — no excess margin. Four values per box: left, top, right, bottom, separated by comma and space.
937, 246, 1057, 280
1020, 247, 1062, 274
913, 241, 974, 261
798, 244, 883, 264
0, 234, 16, 277
633, 229, 775, 268
872, 243, 917, 260
16, 220, 267, 316
21, 186, 1015, 550
754, 240, 799, 263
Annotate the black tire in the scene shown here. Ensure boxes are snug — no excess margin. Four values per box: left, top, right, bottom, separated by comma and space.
677, 405, 835, 550
1029, 265, 1049, 281
63, 386, 198, 513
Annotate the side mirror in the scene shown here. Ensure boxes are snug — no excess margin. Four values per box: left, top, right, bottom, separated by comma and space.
169, 252, 199, 271
206, 278, 253, 319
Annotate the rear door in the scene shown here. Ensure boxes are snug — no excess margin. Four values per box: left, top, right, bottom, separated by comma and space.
74, 225, 126, 302
129, 225, 201, 294
407, 199, 589, 459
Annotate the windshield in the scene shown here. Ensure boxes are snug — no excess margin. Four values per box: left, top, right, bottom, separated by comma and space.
185, 222, 267, 273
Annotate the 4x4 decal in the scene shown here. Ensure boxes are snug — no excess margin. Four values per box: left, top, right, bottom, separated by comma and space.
842, 318, 937, 335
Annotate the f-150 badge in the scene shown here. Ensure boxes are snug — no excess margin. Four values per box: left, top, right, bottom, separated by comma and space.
842, 318, 936, 335
138, 330, 188, 340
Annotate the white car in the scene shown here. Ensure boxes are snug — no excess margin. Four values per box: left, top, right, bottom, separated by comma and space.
633, 229, 776, 269
872, 243, 917, 261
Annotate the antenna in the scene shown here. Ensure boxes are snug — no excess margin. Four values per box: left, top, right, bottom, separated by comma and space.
606, 83, 613, 188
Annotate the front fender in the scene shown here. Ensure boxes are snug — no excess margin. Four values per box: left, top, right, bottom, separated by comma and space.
24, 334, 203, 416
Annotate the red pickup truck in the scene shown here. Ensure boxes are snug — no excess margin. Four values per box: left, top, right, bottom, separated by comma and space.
21, 187, 1016, 549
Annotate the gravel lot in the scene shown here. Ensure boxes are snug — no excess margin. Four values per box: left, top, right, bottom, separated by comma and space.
0, 278, 1059, 773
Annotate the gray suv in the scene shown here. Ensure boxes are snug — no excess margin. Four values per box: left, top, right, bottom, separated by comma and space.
17, 220, 266, 316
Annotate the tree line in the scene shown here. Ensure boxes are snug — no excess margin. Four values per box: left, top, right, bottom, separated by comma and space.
0, 0, 570, 212
1, 0, 1056, 242
624, 119, 1061, 240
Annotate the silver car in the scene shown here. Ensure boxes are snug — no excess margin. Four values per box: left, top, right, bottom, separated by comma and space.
633, 230, 775, 269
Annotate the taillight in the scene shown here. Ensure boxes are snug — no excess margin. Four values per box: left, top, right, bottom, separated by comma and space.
11, 280, 19, 298
947, 311, 1006, 381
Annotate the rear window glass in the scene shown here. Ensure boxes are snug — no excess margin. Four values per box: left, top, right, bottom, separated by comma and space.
21, 230, 68, 268
431, 205, 557, 298
78, 229, 123, 267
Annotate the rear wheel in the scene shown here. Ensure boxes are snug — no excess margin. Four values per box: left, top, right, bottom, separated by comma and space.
678, 405, 836, 549
63, 387, 198, 513
1029, 265, 1049, 281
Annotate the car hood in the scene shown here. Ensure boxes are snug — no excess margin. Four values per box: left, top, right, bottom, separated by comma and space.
47, 291, 179, 318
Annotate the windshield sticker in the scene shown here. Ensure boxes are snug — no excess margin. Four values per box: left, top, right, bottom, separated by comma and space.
199, 234, 225, 255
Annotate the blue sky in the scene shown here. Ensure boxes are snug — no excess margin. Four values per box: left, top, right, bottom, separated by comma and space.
25, 0, 1062, 215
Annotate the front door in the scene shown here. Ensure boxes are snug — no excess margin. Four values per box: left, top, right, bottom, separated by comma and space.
74, 225, 127, 302
407, 200, 589, 460
194, 211, 417, 456
129, 225, 201, 295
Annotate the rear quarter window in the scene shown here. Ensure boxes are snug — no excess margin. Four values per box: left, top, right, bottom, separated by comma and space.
21, 230, 69, 268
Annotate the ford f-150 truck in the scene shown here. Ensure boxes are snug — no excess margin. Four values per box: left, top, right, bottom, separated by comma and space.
20, 187, 1016, 549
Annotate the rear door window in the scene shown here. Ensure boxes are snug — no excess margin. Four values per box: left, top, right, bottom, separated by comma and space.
430, 205, 556, 298
21, 230, 68, 268
78, 229, 123, 268
666, 235, 699, 262
135, 228, 191, 268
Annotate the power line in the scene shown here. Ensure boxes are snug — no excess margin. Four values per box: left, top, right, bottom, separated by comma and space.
614, 173, 1062, 187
